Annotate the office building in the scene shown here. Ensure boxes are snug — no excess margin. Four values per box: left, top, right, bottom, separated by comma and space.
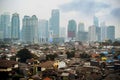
11, 13, 20, 40
107, 26, 115, 41
93, 16, 99, 27
22, 15, 38, 43
31, 15, 38, 43
0, 13, 11, 41
49, 9, 60, 43
67, 19, 77, 41
78, 22, 85, 32
100, 22, 107, 42
77, 22, 88, 42
38, 19, 48, 43
88, 25, 98, 42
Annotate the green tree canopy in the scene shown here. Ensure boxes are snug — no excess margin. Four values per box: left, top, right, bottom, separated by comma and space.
16, 48, 33, 63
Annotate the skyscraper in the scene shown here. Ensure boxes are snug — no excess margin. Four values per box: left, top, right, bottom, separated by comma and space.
22, 16, 31, 43
67, 19, 77, 41
31, 15, 38, 43
0, 16, 4, 40
11, 13, 20, 40
93, 16, 100, 41
49, 9, 60, 42
77, 22, 88, 42
22, 15, 38, 44
93, 16, 99, 27
88, 25, 98, 42
0, 13, 11, 41
38, 19, 48, 43
78, 22, 85, 32
107, 26, 115, 41
100, 22, 107, 42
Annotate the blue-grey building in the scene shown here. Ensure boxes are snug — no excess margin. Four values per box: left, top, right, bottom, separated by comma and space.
78, 22, 85, 32
100, 22, 107, 42
67, 19, 77, 41
38, 19, 48, 43
93, 16, 99, 27
0, 13, 11, 41
49, 9, 60, 43
107, 26, 115, 41
11, 13, 20, 40
22, 16, 31, 43
77, 22, 88, 42
22, 15, 38, 44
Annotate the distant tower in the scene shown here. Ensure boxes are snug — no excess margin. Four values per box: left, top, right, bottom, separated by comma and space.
31, 15, 38, 43
38, 19, 48, 43
93, 16, 99, 27
49, 9, 60, 43
22, 15, 38, 43
100, 22, 107, 42
0, 13, 11, 41
22, 16, 31, 43
77, 22, 88, 42
78, 22, 85, 32
0, 15, 4, 40
67, 19, 77, 41
107, 26, 115, 41
11, 13, 20, 41
89, 25, 98, 42
93, 16, 100, 41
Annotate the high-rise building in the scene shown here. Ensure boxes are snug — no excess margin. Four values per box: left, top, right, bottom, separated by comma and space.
78, 22, 85, 32
22, 15, 38, 43
49, 9, 60, 43
77, 22, 88, 42
31, 15, 38, 43
100, 22, 107, 42
93, 16, 101, 41
38, 19, 48, 43
88, 25, 98, 42
77, 31, 88, 42
11, 13, 20, 40
22, 16, 31, 43
107, 26, 115, 41
0, 13, 11, 41
67, 19, 77, 41
93, 16, 99, 27
0, 16, 4, 40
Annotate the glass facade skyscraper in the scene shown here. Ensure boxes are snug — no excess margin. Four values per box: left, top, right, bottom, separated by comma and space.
22, 15, 38, 43
0, 13, 11, 40
107, 26, 115, 41
78, 22, 85, 32
67, 19, 77, 40
38, 19, 48, 43
11, 13, 20, 40
31, 15, 38, 43
93, 16, 99, 27
100, 22, 107, 42
49, 9, 60, 43
89, 25, 98, 42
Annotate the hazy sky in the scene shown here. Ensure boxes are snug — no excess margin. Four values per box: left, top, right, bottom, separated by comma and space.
0, 0, 120, 38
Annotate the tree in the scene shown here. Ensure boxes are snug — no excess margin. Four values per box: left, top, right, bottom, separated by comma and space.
112, 41, 120, 46
16, 48, 33, 63
46, 54, 58, 61
66, 51, 75, 59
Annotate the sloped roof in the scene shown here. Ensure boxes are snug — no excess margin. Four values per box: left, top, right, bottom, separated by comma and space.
0, 59, 18, 68
39, 61, 54, 69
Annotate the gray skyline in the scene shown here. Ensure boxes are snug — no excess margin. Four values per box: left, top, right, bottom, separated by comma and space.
0, 0, 120, 38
